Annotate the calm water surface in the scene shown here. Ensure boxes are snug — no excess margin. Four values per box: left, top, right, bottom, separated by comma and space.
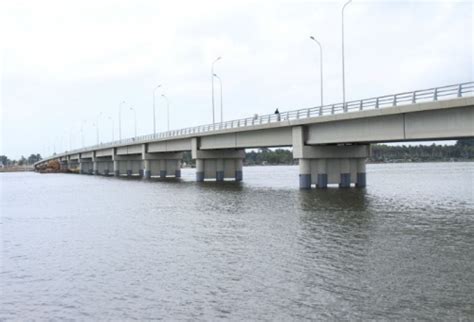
1, 163, 473, 320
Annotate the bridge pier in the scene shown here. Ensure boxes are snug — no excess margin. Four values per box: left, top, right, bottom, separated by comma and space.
79, 158, 94, 174
94, 157, 114, 176
113, 154, 143, 177
143, 152, 183, 179
293, 126, 369, 189
192, 138, 244, 182
296, 147, 369, 188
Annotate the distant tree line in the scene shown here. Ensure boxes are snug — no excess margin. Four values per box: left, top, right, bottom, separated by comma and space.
0, 154, 42, 167
370, 139, 474, 162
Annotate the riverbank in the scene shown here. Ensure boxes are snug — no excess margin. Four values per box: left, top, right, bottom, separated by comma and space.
0, 166, 34, 173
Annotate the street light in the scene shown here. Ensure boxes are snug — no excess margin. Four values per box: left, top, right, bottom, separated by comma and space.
211, 56, 222, 124
213, 73, 223, 123
153, 84, 162, 136
310, 36, 324, 107
108, 116, 115, 141
118, 100, 126, 141
81, 120, 87, 148
96, 112, 102, 144
161, 94, 170, 132
129, 107, 137, 138
342, 0, 352, 106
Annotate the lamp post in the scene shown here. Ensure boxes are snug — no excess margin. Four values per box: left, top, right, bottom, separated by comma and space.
310, 36, 324, 107
161, 94, 170, 131
129, 107, 137, 138
211, 56, 222, 124
108, 116, 115, 141
213, 73, 223, 123
96, 112, 102, 144
342, 0, 352, 105
81, 120, 87, 148
153, 84, 162, 136
118, 100, 126, 141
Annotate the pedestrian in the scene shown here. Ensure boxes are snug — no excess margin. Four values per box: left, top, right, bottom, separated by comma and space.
274, 108, 281, 121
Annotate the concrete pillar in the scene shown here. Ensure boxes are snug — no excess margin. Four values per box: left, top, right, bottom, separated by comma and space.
159, 159, 167, 178
316, 159, 328, 188
339, 158, 351, 188
113, 160, 119, 176
93, 160, 98, 175
175, 160, 182, 178
143, 159, 151, 179
235, 159, 243, 182
356, 158, 367, 188
299, 159, 311, 189
196, 159, 204, 182
216, 159, 224, 182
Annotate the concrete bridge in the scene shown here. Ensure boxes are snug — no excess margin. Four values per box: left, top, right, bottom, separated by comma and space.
35, 82, 474, 188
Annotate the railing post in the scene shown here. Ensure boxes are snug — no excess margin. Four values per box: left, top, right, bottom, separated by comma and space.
306, 109, 310, 118
359, 100, 363, 111
331, 105, 335, 114
393, 95, 397, 106
343, 103, 348, 112
319, 106, 323, 116
433, 88, 438, 101
412, 91, 416, 104
458, 84, 462, 97
296, 110, 300, 119
375, 98, 379, 109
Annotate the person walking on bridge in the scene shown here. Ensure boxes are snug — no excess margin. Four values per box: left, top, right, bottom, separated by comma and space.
274, 108, 281, 121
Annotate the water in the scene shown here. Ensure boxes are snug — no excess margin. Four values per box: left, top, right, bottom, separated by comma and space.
1, 163, 473, 320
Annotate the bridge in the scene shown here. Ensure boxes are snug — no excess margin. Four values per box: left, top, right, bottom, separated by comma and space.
35, 82, 474, 188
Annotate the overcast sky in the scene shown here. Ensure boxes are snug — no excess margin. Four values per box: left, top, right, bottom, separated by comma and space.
1, 0, 472, 159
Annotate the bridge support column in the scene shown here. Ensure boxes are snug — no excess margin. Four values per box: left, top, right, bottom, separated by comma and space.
94, 157, 113, 176
299, 159, 311, 189
79, 158, 94, 174
93, 158, 99, 175
196, 159, 204, 182
356, 159, 367, 187
112, 154, 143, 177
293, 126, 370, 189
142, 152, 183, 179
295, 147, 369, 188
68, 159, 79, 172
59, 160, 68, 171
192, 138, 245, 182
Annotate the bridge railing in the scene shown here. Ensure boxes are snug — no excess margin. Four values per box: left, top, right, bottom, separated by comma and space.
39, 81, 474, 163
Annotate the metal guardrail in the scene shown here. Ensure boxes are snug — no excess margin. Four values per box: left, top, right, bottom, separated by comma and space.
38, 81, 474, 164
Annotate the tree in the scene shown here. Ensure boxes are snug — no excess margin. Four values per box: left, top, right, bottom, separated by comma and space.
0, 155, 9, 166
18, 156, 27, 166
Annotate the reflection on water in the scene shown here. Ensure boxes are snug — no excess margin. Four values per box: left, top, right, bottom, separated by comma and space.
1, 163, 473, 320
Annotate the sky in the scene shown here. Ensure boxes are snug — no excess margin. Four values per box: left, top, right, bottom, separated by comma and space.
0, 0, 472, 159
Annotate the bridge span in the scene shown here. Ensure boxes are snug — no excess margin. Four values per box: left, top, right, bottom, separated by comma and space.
35, 82, 474, 188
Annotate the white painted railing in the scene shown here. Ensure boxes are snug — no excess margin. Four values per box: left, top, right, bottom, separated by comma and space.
39, 81, 474, 162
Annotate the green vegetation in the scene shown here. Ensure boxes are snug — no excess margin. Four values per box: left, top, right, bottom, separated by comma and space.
370, 139, 474, 163
0, 154, 42, 167
246, 148, 295, 165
